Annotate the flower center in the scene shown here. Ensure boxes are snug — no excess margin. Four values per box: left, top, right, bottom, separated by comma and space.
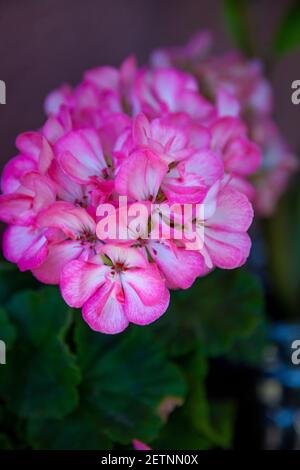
78, 229, 97, 244
111, 261, 127, 273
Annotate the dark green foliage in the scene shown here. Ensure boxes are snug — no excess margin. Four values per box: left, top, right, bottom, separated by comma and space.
0, 258, 265, 449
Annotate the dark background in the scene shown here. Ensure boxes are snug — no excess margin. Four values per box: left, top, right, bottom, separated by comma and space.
0, 0, 300, 168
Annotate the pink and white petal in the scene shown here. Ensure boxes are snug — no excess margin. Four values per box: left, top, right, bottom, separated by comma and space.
208, 186, 254, 232
83, 282, 129, 334
132, 113, 151, 145
18, 235, 48, 271
148, 242, 209, 289
217, 88, 240, 118
21, 172, 56, 212
84, 66, 119, 91
33, 240, 83, 285
115, 149, 168, 201
153, 69, 198, 104
61, 258, 109, 307
122, 264, 167, 305
123, 280, 170, 326
101, 245, 148, 269
227, 175, 256, 202
183, 149, 224, 186
16, 132, 43, 161
211, 117, 246, 151
37, 202, 95, 238
1, 155, 37, 194
43, 115, 66, 144
38, 137, 55, 174
2, 225, 43, 264
162, 174, 208, 204
176, 90, 215, 120
55, 129, 106, 180
151, 120, 188, 155
0, 193, 33, 225
58, 150, 99, 184
204, 229, 252, 269
224, 137, 261, 176
48, 160, 84, 202
44, 85, 73, 115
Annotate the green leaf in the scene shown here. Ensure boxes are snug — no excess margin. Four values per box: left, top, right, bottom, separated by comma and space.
152, 269, 265, 358
223, 0, 253, 55
0, 308, 17, 348
7, 287, 72, 347
27, 322, 186, 449
273, 0, 300, 55
225, 313, 268, 366
0, 288, 81, 419
75, 321, 186, 444
153, 352, 235, 450
27, 409, 112, 450
0, 260, 38, 305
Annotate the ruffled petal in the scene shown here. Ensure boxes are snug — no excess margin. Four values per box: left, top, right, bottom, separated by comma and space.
83, 281, 129, 334
33, 240, 83, 285
123, 280, 170, 326
61, 258, 109, 306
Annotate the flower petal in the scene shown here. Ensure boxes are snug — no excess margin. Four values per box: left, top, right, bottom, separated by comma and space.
123, 280, 170, 326
148, 241, 209, 289
61, 259, 109, 306
83, 282, 129, 334
33, 241, 84, 285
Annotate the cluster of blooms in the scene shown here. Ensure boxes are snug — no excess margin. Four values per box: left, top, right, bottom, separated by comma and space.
0, 41, 268, 334
151, 31, 298, 215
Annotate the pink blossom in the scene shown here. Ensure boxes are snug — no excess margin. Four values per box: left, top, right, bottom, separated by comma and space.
186, 182, 254, 269
251, 119, 298, 216
131, 68, 215, 122
60, 245, 170, 334
150, 32, 298, 215
0, 51, 257, 334
33, 201, 99, 284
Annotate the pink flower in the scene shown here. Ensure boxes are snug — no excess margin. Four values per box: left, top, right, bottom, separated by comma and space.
114, 113, 224, 204
61, 245, 170, 334
251, 119, 298, 216
0, 50, 257, 334
33, 201, 99, 284
55, 129, 108, 184
149, 32, 298, 215
196, 52, 272, 117
132, 68, 215, 122
211, 117, 261, 178
0, 171, 56, 225
1, 132, 54, 194
188, 182, 254, 269
0, 172, 57, 272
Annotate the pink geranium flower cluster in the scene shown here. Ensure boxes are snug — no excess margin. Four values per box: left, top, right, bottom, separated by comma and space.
151, 31, 298, 216
0, 53, 259, 334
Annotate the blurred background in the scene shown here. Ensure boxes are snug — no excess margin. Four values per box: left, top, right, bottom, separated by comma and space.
1, 0, 300, 159
1, 0, 300, 451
